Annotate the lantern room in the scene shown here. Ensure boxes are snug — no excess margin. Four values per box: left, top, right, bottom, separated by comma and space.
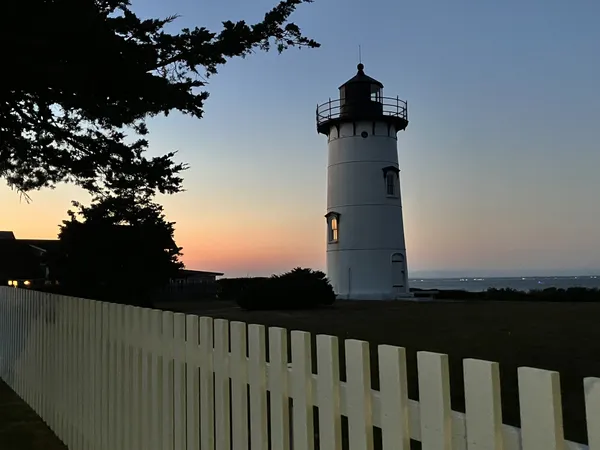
339, 63, 384, 119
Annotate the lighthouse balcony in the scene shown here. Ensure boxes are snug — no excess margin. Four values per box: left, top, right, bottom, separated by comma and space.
316, 96, 408, 135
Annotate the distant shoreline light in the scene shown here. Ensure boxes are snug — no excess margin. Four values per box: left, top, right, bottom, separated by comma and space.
409, 275, 599, 282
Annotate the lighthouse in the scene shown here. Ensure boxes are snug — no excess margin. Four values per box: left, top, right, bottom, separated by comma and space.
316, 64, 410, 300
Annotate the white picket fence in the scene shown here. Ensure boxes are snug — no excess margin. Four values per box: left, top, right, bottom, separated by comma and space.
0, 287, 599, 450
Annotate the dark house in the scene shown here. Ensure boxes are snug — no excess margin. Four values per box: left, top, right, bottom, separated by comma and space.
0, 231, 59, 287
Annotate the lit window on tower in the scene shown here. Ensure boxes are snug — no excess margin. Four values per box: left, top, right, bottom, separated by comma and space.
325, 212, 340, 243
330, 217, 338, 242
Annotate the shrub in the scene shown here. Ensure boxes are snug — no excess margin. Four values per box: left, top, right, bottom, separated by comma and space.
236, 267, 336, 310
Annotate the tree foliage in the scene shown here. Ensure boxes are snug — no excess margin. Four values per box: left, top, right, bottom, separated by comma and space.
1, 0, 319, 197
236, 267, 336, 310
53, 194, 184, 305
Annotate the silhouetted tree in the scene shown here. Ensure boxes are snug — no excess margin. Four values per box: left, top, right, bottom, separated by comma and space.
1, 0, 319, 197
53, 194, 184, 305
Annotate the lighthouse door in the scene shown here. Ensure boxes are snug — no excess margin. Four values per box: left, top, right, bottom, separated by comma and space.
391, 253, 406, 293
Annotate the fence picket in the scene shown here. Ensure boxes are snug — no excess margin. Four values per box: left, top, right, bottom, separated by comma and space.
174, 313, 188, 450
100, 302, 111, 450
214, 319, 230, 450
464, 359, 503, 450
150, 309, 164, 450
317, 335, 342, 450
124, 306, 136, 450
40, 293, 48, 422
186, 315, 201, 450
291, 330, 314, 450
417, 351, 452, 450
92, 301, 103, 448
36, 293, 43, 413
268, 327, 290, 450
76, 299, 85, 450
119, 305, 129, 450
231, 322, 249, 450
140, 308, 152, 450
378, 345, 410, 450
57, 296, 66, 439
248, 324, 268, 450
110, 303, 122, 450
584, 377, 600, 450
345, 339, 374, 450
64, 297, 73, 448
23, 293, 31, 408
199, 316, 215, 450
518, 367, 565, 450
162, 311, 176, 450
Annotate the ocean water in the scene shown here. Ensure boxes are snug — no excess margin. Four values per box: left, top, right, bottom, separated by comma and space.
409, 275, 600, 292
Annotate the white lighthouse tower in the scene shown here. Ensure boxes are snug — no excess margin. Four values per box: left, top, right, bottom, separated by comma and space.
317, 64, 410, 300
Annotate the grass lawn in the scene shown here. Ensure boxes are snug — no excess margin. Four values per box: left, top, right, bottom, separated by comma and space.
158, 298, 600, 444
0, 380, 67, 450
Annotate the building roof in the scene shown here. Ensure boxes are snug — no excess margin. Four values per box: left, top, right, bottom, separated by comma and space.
338, 63, 384, 90
174, 269, 225, 278
17, 239, 60, 253
0, 231, 59, 251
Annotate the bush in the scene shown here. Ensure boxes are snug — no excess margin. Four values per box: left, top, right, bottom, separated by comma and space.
236, 267, 336, 310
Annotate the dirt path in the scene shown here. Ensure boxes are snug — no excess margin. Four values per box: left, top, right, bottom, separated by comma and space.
0, 380, 67, 450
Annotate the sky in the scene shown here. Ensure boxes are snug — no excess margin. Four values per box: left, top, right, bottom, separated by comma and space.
2, 0, 600, 278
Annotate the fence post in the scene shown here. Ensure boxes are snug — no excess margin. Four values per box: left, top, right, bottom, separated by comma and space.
162, 311, 175, 450
173, 313, 187, 450
115, 304, 127, 450
123, 306, 135, 450
231, 322, 249, 450
417, 351, 452, 450
518, 367, 565, 450
464, 359, 503, 450
214, 319, 230, 450
585, 377, 600, 450
139, 308, 152, 450
92, 301, 103, 448
346, 339, 374, 450
199, 316, 215, 450
378, 345, 410, 450
248, 324, 268, 450
185, 314, 200, 450
269, 327, 290, 450
317, 335, 342, 450
291, 330, 314, 450
150, 309, 164, 450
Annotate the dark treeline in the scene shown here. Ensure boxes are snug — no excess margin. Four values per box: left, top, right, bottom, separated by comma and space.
417, 286, 600, 302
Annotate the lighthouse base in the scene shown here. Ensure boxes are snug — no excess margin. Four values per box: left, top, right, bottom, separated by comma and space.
327, 249, 411, 301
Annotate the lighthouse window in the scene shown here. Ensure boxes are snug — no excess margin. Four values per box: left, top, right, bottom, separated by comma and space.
370, 84, 382, 103
386, 172, 397, 197
325, 212, 340, 243
330, 217, 339, 242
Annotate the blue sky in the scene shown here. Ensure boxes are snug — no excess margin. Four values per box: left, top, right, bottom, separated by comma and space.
3, 0, 600, 277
